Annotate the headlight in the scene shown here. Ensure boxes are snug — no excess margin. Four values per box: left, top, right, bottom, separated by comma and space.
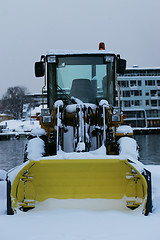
112, 114, 121, 122
104, 55, 114, 63
113, 107, 120, 115
47, 56, 56, 63
41, 108, 50, 116
42, 116, 52, 123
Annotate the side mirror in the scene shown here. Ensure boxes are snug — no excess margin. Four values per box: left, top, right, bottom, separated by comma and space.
117, 57, 126, 74
35, 62, 45, 77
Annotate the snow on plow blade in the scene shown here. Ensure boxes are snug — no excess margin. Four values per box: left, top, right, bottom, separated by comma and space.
8, 158, 149, 215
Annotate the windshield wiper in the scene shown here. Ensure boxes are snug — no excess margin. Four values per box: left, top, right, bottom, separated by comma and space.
56, 84, 75, 104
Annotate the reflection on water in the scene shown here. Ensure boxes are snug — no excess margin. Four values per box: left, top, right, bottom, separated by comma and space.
0, 135, 160, 171
134, 134, 160, 165
0, 139, 27, 171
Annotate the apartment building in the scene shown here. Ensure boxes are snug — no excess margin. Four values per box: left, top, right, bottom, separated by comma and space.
117, 67, 160, 127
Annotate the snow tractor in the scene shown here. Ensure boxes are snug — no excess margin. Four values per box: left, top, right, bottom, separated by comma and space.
7, 43, 152, 215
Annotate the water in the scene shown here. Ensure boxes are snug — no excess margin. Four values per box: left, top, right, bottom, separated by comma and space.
134, 134, 160, 165
0, 135, 160, 171
0, 138, 27, 171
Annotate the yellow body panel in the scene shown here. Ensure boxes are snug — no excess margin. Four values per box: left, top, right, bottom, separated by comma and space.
11, 158, 147, 213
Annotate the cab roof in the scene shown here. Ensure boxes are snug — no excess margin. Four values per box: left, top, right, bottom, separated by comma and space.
46, 50, 116, 56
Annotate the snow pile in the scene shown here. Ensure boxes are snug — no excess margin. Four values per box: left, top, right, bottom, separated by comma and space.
118, 137, 145, 173
27, 137, 45, 160
33, 198, 128, 212
31, 127, 46, 137
30, 105, 42, 116
66, 103, 97, 113
0, 170, 6, 181
99, 99, 109, 107
71, 96, 84, 104
43, 148, 119, 161
71, 96, 83, 104
54, 100, 64, 108
76, 141, 85, 152
118, 137, 139, 160
90, 145, 106, 155
116, 125, 133, 134
8, 161, 29, 184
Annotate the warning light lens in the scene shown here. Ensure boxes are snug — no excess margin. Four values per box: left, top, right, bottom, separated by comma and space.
99, 42, 105, 50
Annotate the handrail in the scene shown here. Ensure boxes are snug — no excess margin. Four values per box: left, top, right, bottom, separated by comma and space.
42, 61, 46, 108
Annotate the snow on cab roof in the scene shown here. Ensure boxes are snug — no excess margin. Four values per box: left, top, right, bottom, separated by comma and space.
47, 49, 116, 56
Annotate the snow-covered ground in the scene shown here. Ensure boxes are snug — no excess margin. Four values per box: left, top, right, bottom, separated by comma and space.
0, 165, 159, 240
0, 119, 40, 134
0, 122, 159, 239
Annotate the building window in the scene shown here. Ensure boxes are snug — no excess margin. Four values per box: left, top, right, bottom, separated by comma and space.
135, 100, 141, 106
118, 81, 129, 87
124, 101, 130, 107
130, 80, 136, 87
152, 110, 158, 117
131, 90, 142, 96
134, 90, 142, 96
145, 91, 150, 96
123, 91, 130, 97
138, 80, 142, 86
151, 100, 157, 107
124, 111, 144, 119
146, 100, 150, 106
145, 80, 155, 86
150, 90, 157, 97
147, 110, 159, 117
157, 80, 160, 86
136, 111, 144, 118
147, 119, 160, 127
124, 111, 136, 118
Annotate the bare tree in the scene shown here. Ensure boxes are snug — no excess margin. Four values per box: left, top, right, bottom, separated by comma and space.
2, 86, 28, 119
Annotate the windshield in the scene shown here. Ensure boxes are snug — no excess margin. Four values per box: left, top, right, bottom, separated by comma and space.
47, 55, 115, 108
57, 56, 115, 104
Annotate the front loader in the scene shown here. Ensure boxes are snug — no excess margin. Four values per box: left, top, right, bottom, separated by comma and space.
7, 43, 152, 215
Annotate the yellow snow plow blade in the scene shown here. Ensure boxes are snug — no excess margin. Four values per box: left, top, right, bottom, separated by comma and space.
10, 158, 148, 214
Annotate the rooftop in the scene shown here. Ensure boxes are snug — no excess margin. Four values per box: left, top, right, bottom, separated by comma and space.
46, 50, 116, 56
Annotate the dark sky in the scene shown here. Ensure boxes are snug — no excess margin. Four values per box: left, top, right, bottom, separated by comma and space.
0, 0, 160, 97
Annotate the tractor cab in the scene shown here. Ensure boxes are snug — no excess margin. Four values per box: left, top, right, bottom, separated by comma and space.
35, 51, 126, 108
35, 50, 126, 154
